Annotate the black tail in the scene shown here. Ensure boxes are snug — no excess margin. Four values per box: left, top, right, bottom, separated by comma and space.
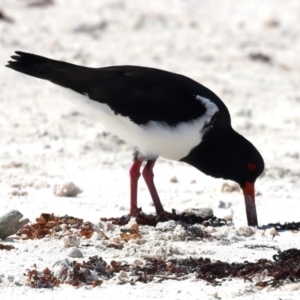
5, 51, 92, 90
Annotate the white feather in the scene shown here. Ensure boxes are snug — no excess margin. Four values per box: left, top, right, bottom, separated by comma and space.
61, 88, 219, 160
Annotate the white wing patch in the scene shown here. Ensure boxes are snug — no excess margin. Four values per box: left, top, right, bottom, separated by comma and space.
61, 88, 219, 160
195, 95, 219, 117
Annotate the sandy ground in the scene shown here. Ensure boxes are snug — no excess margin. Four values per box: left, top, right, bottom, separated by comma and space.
0, 0, 300, 299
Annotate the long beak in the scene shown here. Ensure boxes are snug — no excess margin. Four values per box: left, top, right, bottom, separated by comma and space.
242, 182, 258, 226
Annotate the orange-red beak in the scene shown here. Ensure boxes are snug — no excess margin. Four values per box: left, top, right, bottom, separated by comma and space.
242, 182, 258, 226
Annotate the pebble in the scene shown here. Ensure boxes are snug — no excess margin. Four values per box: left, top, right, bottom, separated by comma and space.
169, 176, 178, 183
211, 291, 219, 298
218, 200, 232, 209
67, 247, 83, 258
53, 182, 82, 197
237, 226, 256, 237
132, 259, 144, 266
221, 181, 240, 193
0, 210, 29, 240
118, 270, 129, 283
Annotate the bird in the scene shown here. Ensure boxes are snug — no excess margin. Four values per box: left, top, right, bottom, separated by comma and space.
5, 51, 264, 226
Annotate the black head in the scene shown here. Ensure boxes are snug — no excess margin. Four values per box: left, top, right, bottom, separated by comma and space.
181, 128, 264, 226
182, 128, 264, 187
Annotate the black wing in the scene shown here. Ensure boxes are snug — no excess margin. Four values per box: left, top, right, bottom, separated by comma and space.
6, 51, 230, 126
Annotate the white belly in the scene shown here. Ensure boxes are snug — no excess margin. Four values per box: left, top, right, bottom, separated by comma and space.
61, 88, 218, 161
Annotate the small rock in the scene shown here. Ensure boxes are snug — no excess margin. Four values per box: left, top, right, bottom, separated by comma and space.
183, 208, 214, 219
237, 226, 256, 237
169, 176, 178, 183
0, 210, 29, 240
133, 259, 144, 266
67, 247, 83, 258
53, 182, 82, 197
264, 19, 280, 28
62, 235, 80, 247
218, 201, 232, 209
118, 270, 129, 283
221, 182, 240, 193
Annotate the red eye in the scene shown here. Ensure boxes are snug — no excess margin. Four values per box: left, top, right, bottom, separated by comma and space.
248, 163, 256, 171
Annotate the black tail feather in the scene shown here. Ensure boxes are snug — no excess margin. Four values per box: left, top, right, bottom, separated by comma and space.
6, 51, 89, 87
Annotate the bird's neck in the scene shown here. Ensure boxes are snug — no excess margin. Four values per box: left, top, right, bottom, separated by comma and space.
180, 127, 235, 178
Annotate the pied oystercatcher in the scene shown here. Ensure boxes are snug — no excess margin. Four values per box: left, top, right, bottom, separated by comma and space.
6, 51, 264, 226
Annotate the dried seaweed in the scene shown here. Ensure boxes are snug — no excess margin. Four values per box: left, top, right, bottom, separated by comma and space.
26, 257, 106, 288
78, 221, 93, 239
100, 214, 131, 226
132, 248, 300, 287
101, 208, 219, 227
0, 243, 15, 251
25, 265, 60, 288
25, 249, 300, 288
120, 224, 142, 242
260, 222, 300, 231
18, 213, 93, 239
107, 243, 124, 250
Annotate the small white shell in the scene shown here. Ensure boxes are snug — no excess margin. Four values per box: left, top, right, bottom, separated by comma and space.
267, 227, 279, 236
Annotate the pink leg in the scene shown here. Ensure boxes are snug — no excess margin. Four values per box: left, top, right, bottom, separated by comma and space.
129, 159, 144, 215
142, 160, 164, 214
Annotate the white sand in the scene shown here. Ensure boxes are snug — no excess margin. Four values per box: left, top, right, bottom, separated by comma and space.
1, 0, 300, 299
